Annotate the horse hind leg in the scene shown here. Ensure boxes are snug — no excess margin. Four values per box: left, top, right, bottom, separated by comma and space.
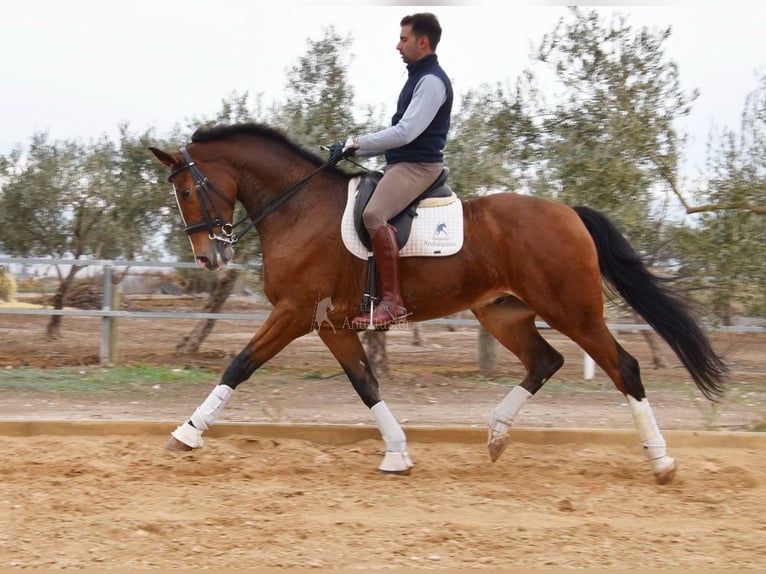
569, 325, 677, 484
472, 297, 564, 462
616, 344, 677, 484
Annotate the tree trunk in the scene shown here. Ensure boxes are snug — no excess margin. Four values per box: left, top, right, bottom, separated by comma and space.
630, 311, 668, 369
478, 325, 496, 372
45, 265, 82, 340
363, 330, 389, 377
411, 323, 425, 346
175, 269, 239, 355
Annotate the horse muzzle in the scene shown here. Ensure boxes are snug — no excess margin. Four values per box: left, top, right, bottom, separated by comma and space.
196, 242, 235, 270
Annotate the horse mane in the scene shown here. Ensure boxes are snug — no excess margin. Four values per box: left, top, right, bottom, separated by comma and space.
191, 123, 356, 175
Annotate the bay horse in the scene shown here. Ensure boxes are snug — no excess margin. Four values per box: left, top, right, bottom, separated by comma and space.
149, 122, 727, 484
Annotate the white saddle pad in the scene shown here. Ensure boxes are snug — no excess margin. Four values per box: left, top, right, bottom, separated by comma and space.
341, 177, 464, 259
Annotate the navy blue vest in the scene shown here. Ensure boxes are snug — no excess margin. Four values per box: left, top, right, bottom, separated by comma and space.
385, 54, 453, 164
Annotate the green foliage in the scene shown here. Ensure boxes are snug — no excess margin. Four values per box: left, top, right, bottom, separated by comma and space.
485, 7, 766, 323
0, 365, 215, 392
690, 72, 766, 216
276, 26, 362, 145
671, 213, 765, 322
0, 134, 85, 258
184, 90, 269, 133
527, 7, 697, 245
446, 80, 539, 198
673, 77, 766, 320
0, 128, 174, 262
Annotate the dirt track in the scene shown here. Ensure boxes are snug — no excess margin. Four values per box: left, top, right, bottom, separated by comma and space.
1, 428, 765, 569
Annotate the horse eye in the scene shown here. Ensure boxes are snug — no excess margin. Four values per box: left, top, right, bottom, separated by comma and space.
181, 188, 191, 199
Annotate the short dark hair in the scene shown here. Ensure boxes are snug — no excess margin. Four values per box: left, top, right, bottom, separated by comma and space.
401, 13, 442, 51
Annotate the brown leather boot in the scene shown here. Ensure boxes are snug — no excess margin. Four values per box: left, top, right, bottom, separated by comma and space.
351, 224, 410, 330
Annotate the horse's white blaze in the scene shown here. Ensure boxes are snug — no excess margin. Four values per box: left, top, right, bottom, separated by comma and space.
172, 188, 184, 222
172, 185, 196, 256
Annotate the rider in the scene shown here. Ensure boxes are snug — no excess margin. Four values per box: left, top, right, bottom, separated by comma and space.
329, 12, 453, 330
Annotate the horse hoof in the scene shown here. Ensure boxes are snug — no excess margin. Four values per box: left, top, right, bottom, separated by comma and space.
654, 460, 677, 485
164, 435, 194, 452
487, 432, 509, 462
378, 451, 414, 475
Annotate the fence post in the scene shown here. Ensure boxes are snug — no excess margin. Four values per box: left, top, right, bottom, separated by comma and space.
100, 264, 113, 364
109, 281, 119, 362
584, 353, 596, 380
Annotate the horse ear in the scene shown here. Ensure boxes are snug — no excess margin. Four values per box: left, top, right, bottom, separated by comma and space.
148, 146, 180, 169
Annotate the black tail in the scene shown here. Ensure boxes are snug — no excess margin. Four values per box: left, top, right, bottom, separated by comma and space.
574, 206, 728, 401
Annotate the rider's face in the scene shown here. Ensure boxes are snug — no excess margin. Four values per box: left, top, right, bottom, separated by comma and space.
397, 24, 427, 65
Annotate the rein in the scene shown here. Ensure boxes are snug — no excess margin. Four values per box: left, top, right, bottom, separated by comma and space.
169, 145, 339, 244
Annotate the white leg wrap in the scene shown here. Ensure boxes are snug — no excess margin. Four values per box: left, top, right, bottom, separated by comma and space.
189, 384, 234, 431
371, 401, 413, 472
490, 385, 532, 435
371, 401, 406, 452
627, 395, 675, 474
171, 385, 234, 449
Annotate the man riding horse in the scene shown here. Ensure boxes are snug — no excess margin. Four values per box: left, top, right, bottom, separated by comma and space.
329, 12, 453, 330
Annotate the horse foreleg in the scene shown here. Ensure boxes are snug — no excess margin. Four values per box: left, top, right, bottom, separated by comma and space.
165, 307, 309, 452
371, 401, 414, 474
472, 301, 564, 462
318, 329, 413, 474
166, 384, 234, 450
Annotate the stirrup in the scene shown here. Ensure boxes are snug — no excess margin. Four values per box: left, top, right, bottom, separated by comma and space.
379, 302, 410, 322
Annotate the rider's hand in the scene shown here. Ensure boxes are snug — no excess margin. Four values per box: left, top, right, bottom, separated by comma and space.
342, 136, 359, 156
327, 137, 358, 163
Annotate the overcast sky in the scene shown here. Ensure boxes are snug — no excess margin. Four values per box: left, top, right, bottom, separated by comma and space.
2, 1, 764, 182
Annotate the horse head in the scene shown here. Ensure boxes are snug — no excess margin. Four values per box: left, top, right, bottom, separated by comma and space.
149, 145, 238, 270
151, 123, 357, 271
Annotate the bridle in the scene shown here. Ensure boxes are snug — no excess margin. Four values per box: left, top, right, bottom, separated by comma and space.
168, 145, 338, 245
167, 147, 237, 244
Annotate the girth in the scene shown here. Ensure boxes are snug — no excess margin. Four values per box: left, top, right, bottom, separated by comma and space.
353, 168, 453, 251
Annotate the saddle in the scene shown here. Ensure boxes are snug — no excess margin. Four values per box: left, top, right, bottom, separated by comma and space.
353, 169, 453, 250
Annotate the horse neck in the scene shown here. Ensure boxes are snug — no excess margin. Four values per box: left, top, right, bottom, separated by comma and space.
235, 150, 349, 234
